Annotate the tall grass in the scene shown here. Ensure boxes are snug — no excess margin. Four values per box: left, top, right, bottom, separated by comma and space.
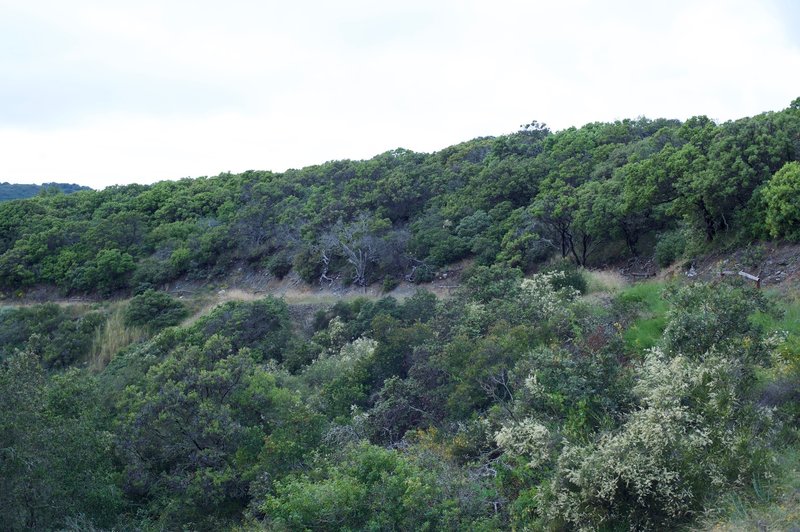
584, 269, 628, 294
695, 443, 800, 531
90, 302, 147, 371
751, 290, 800, 336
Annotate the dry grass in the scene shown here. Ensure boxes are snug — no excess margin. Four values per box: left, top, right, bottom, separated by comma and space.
584, 268, 628, 294
90, 302, 147, 371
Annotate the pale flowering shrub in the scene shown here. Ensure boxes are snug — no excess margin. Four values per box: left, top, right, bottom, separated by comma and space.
523, 372, 546, 400
326, 316, 349, 349
519, 271, 580, 319
494, 418, 553, 469
764, 329, 795, 376
338, 337, 378, 365
511, 271, 582, 340
539, 346, 774, 530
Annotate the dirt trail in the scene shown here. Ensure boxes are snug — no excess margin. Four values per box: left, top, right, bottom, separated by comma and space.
7, 242, 795, 311
0, 265, 462, 311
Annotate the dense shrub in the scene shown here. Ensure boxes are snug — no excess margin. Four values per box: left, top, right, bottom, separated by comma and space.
0, 304, 105, 367
124, 289, 187, 331
542, 260, 588, 294
539, 348, 774, 530
266, 250, 294, 279
661, 282, 770, 358
654, 230, 687, 267
197, 297, 293, 361
763, 161, 800, 240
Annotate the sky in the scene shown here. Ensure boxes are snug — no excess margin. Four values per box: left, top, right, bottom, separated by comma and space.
1, 0, 799, 188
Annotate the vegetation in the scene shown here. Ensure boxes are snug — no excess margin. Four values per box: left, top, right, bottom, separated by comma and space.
1, 100, 799, 530
124, 289, 187, 331
0, 182, 90, 202
0, 272, 797, 530
0, 99, 797, 297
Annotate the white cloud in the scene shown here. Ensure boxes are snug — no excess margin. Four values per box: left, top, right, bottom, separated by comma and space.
0, 0, 798, 187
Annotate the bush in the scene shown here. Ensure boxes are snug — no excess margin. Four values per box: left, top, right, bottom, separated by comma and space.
410, 262, 435, 284
382, 276, 400, 293
124, 290, 187, 331
654, 230, 687, 267
661, 282, 770, 359
542, 260, 587, 295
540, 348, 775, 530
266, 250, 294, 279
0, 304, 106, 368
763, 161, 800, 240
130, 258, 174, 294
198, 297, 292, 361
293, 247, 322, 284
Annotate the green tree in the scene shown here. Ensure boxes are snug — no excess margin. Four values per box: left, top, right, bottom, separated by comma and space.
763, 161, 800, 240
117, 334, 316, 528
0, 352, 122, 530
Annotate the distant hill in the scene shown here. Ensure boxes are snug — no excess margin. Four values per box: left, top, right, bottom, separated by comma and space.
0, 182, 91, 202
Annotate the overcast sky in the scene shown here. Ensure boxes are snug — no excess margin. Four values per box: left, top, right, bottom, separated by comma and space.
1, 0, 799, 188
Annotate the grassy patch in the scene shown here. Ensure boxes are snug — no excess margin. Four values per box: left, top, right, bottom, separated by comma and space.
696, 440, 800, 531
624, 316, 668, 351
584, 269, 628, 294
751, 290, 800, 336
618, 281, 669, 352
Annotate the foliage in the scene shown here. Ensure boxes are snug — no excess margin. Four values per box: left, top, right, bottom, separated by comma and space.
0, 351, 122, 530
661, 281, 770, 358
0, 99, 795, 296
124, 289, 187, 331
0, 98, 799, 531
0, 304, 106, 368
197, 297, 293, 361
654, 229, 687, 267
763, 161, 800, 240
256, 443, 496, 530
0, 182, 90, 202
117, 335, 319, 528
539, 347, 774, 530
541, 259, 588, 294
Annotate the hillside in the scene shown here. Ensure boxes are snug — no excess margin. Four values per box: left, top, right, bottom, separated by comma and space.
0, 99, 798, 300
1, 100, 799, 531
0, 182, 91, 202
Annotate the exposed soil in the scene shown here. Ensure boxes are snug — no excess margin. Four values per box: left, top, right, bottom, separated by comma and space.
3, 244, 798, 313
657, 242, 800, 291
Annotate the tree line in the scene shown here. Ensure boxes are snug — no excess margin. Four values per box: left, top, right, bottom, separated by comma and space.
0, 99, 798, 296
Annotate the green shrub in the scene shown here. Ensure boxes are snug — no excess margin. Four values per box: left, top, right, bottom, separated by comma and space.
542, 260, 587, 295
124, 290, 187, 331
266, 250, 294, 279
661, 282, 770, 359
130, 258, 174, 294
410, 263, 435, 284
0, 304, 105, 368
293, 247, 322, 284
654, 230, 687, 267
382, 276, 400, 293
198, 297, 292, 361
763, 161, 800, 240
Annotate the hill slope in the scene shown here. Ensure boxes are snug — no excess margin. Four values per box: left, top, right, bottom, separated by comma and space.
0, 182, 91, 202
0, 99, 798, 299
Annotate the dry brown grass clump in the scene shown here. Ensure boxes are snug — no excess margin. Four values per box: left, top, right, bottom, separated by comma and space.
584, 268, 628, 294
90, 302, 147, 370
